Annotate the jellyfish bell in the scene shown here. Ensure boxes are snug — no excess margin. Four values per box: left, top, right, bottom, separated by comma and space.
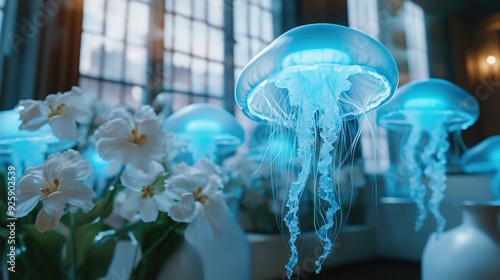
377, 78, 479, 234
461, 135, 500, 199
162, 103, 244, 164
236, 23, 399, 277
0, 107, 75, 176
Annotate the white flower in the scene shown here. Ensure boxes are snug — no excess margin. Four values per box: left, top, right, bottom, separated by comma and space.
164, 158, 228, 243
18, 87, 88, 141
93, 106, 167, 171
14, 149, 95, 232
119, 161, 170, 222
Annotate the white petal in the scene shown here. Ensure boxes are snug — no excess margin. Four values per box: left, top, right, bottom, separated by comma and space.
120, 190, 141, 220
120, 167, 150, 191
134, 105, 158, 123
35, 207, 63, 232
57, 150, 93, 181
195, 158, 220, 175
44, 192, 68, 215
95, 137, 138, 163
59, 181, 95, 213
153, 191, 172, 212
139, 198, 159, 222
168, 193, 200, 223
14, 174, 47, 217
93, 118, 132, 142
148, 161, 166, 179
184, 215, 212, 244
49, 116, 80, 141
18, 100, 49, 131
108, 107, 134, 125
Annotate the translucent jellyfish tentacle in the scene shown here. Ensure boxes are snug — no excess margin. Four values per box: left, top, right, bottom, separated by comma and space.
278, 73, 316, 279
422, 124, 449, 235
403, 126, 427, 230
314, 76, 345, 273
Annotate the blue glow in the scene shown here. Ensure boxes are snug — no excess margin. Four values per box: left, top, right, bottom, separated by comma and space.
82, 145, 119, 196
461, 135, 500, 199
378, 78, 479, 234
235, 23, 399, 277
0, 108, 75, 176
163, 103, 245, 164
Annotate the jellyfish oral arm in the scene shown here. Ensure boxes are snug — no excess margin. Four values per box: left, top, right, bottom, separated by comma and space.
421, 122, 449, 235
314, 95, 342, 273
283, 100, 315, 278
402, 126, 427, 230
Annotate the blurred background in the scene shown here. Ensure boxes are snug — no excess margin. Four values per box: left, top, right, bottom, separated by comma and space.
0, 0, 500, 279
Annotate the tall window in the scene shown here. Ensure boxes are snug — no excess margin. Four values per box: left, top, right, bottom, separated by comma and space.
79, 0, 151, 109
405, 1, 429, 81
233, 0, 275, 137
0, 0, 4, 37
79, 0, 279, 119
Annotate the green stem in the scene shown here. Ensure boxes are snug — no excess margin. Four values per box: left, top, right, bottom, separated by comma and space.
69, 213, 78, 280
141, 222, 179, 260
102, 166, 126, 213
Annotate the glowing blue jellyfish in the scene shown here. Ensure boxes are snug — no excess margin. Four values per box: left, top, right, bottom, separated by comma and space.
235, 24, 398, 277
163, 103, 245, 164
378, 78, 479, 234
0, 108, 75, 176
461, 135, 500, 199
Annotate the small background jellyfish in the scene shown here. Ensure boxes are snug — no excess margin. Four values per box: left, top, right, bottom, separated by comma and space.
0, 108, 74, 176
162, 103, 244, 165
377, 78, 479, 234
461, 135, 500, 200
235, 23, 398, 277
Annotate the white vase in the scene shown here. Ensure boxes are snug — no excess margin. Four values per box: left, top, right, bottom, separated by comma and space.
188, 212, 251, 280
101, 239, 203, 280
422, 201, 500, 280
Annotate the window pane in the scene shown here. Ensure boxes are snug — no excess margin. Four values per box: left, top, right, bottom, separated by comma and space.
80, 33, 103, 77
101, 82, 123, 107
262, 10, 273, 41
249, 4, 260, 38
208, 28, 223, 61
192, 96, 206, 104
0, 0, 4, 8
125, 46, 147, 84
172, 52, 191, 91
78, 77, 100, 101
192, 21, 208, 57
207, 62, 223, 97
105, 0, 127, 40
165, 0, 174, 11
83, 0, 105, 33
103, 39, 124, 81
174, 16, 191, 52
208, 98, 222, 107
124, 85, 145, 109
234, 35, 249, 67
208, 0, 223, 27
193, 0, 206, 20
164, 13, 174, 49
172, 93, 189, 112
261, 0, 272, 9
191, 58, 207, 94
175, 0, 192, 17
163, 51, 173, 89
234, 1, 248, 35
127, 1, 150, 45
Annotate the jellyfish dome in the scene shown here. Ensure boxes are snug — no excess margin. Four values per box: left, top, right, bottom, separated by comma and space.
378, 78, 479, 234
162, 103, 244, 164
0, 108, 75, 175
235, 23, 398, 277
461, 135, 500, 199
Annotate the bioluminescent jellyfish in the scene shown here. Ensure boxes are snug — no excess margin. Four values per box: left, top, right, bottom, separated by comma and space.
0, 108, 74, 176
235, 23, 398, 277
378, 78, 479, 234
461, 135, 500, 199
163, 103, 244, 164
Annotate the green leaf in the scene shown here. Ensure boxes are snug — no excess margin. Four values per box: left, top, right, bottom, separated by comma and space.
86, 233, 117, 279
70, 221, 103, 270
18, 225, 66, 279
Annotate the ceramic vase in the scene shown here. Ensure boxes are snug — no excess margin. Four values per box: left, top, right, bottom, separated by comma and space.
422, 201, 500, 280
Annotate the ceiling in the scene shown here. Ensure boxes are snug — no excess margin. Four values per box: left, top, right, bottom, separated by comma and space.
412, 0, 500, 20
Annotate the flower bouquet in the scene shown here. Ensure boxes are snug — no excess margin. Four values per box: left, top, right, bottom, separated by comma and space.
1, 87, 228, 280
